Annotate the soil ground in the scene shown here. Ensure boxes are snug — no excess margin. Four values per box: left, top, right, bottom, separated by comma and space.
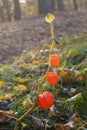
0, 11, 87, 63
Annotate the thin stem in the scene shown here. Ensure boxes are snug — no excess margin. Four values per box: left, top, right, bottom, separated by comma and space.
18, 103, 35, 122
77, 122, 87, 130
39, 65, 51, 85
14, 103, 35, 130
14, 120, 19, 130
37, 59, 51, 94
6, 115, 18, 120
37, 22, 55, 94
50, 22, 55, 41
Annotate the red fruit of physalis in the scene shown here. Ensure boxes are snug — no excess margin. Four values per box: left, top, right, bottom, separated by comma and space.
46, 71, 58, 86
37, 91, 54, 109
50, 54, 60, 67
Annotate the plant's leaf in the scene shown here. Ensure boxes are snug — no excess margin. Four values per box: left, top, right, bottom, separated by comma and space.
66, 93, 83, 102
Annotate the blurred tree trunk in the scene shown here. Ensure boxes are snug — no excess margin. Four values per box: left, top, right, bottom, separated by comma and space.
5, 0, 11, 21
73, 0, 78, 10
0, 6, 5, 22
0, 0, 11, 21
85, 0, 87, 9
38, 0, 55, 14
13, 0, 21, 20
33, 0, 38, 15
82, 0, 86, 10
51, 0, 55, 11
57, 0, 65, 11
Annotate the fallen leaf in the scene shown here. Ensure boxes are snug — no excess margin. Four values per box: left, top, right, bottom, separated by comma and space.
73, 117, 81, 123
32, 60, 40, 65
15, 84, 27, 91
13, 77, 25, 83
64, 121, 74, 129
0, 110, 13, 122
0, 80, 4, 88
59, 70, 68, 77
54, 121, 73, 130
0, 93, 12, 100
32, 116, 44, 127
76, 75, 84, 81
54, 124, 64, 130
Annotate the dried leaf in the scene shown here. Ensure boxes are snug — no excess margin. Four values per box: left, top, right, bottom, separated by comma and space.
76, 75, 84, 81
64, 121, 74, 129
63, 125, 72, 130
55, 121, 73, 130
59, 70, 68, 77
0, 93, 12, 100
0, 110, 13, 122
54, 124, 64, 130
32, 60, 40, 65
73, 117, 81, 123
30, 51, 38, 60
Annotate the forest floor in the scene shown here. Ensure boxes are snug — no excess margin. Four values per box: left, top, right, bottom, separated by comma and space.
0, 10, 87, 63
0, 11, 87, 130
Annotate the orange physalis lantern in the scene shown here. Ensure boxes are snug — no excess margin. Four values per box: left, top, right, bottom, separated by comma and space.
50, 54, 60, 67
46, 71, 58, 86
38, 91, 54, 108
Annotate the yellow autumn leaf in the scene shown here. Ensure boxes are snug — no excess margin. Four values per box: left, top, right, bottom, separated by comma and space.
20, 64, 30, 70
0, 96, 8, 100
22, 97, 29, 107
0, 81, 4, 88
15, 84, 27, 91
0, 93, 12, 100
76, 75, 84, 81
32, 60, 40, 65
59, 70, 68, 77
13, 77, 25, 83
45, 13, 55, 23
73, 117, 81, 123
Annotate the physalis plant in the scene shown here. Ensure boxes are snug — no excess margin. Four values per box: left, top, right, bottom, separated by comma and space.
14, 13, 60, 130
